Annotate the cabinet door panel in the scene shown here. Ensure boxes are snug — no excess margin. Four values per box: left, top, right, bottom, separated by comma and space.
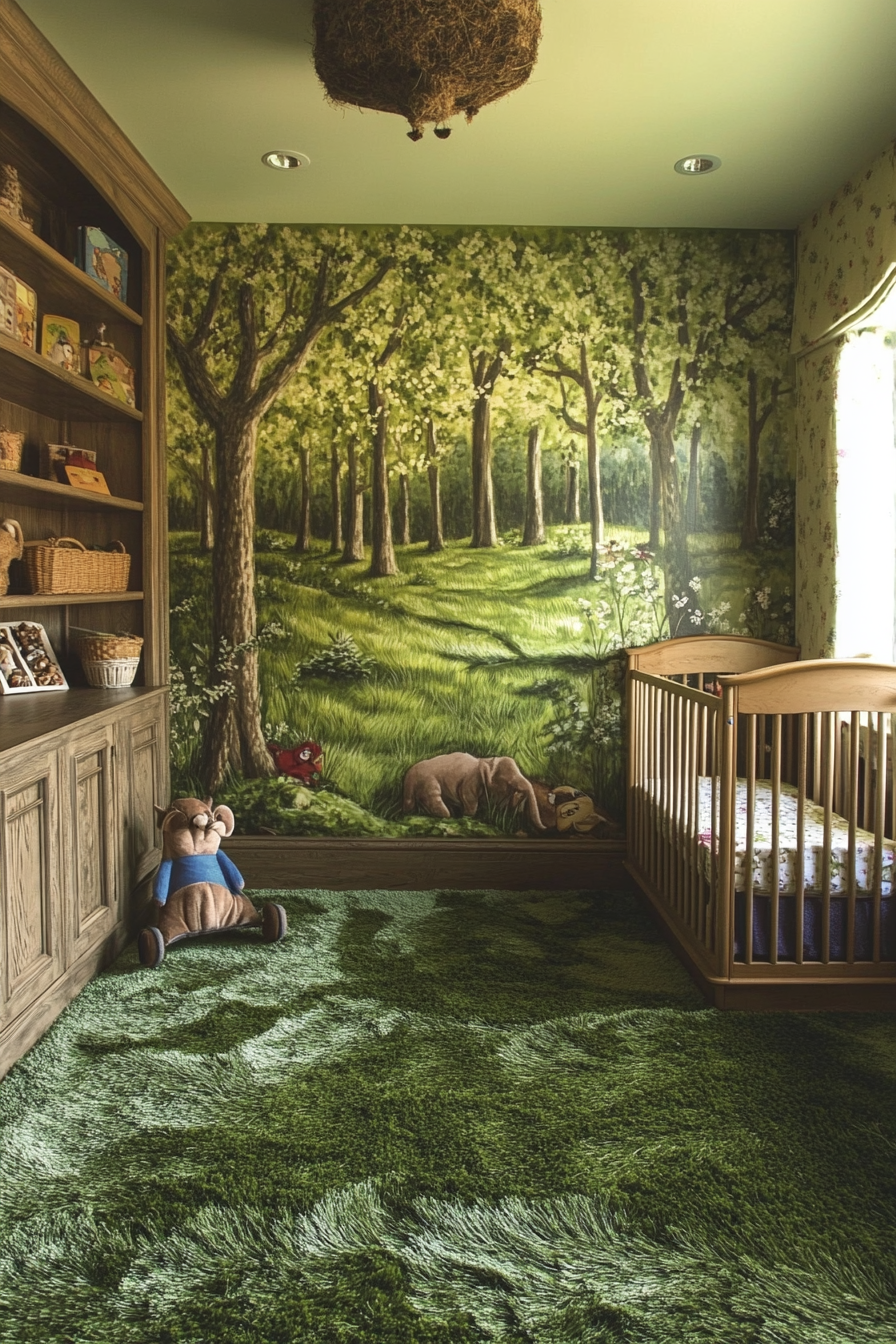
66, 725, 117, 964
116, 694, 167, 905
1, 749, 61, 1028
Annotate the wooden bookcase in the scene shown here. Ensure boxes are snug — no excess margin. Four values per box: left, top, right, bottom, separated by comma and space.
0, 0, 189, 1077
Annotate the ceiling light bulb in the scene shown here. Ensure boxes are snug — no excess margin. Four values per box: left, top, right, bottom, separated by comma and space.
674, 155, 721, 176
262, 150, 310, 170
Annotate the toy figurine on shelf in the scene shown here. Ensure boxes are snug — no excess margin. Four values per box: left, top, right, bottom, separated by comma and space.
0, 163, 33, 231
138, 796, 288, 968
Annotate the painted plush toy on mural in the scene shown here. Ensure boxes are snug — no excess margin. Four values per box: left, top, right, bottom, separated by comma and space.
403, 752, 546, 831
138, 797, 288, 968
529, 782, 622, 837
267, 739, 324, 786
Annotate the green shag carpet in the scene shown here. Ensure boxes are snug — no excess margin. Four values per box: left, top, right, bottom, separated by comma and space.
0, 888, 894, 1344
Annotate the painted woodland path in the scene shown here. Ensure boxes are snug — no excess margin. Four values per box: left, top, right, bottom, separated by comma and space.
0, 887, 893, 1343
170, 526, 793, 833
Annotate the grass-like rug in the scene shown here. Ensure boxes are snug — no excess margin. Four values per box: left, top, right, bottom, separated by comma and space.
0, 888, 894, 1343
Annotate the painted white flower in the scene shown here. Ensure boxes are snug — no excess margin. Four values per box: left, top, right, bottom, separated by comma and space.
688, 577, 702, 592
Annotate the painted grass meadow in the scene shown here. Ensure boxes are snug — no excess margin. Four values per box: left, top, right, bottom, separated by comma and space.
169, 525, 793, 836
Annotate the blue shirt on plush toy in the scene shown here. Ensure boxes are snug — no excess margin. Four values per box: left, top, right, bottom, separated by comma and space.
154, 851, 244, 906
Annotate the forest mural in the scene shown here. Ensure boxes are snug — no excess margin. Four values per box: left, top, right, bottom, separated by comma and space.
166, 224, 795, 837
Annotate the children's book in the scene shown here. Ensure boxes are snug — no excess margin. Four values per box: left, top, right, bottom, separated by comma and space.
78, 226, 128, 304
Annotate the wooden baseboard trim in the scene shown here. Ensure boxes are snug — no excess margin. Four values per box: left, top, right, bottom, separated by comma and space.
0, 921, 130, 1080
224, 837, 627, 892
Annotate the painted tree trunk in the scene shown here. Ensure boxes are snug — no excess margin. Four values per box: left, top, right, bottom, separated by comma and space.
565, 462, 581, 523
294, 445, 312, 552
584, 399, 605, 581
742, 369, 761, 548
426, 420, 444, 552
649, 439, 662, 551
368, 381, 398, 577
203, 419, 274, 790
522, 425, 545, 545
396, 472, 411, 546
330, 441, 343, 554
649, 423, 690, 625
200, 437, 214, 553
471, 395, 498, 547
686, 421, 701, 533
342, 437, 365, 563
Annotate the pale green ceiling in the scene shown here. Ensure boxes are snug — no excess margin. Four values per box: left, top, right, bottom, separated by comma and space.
17, 0, 896, 228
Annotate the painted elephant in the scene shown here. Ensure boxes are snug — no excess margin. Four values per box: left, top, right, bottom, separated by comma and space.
402, 752, 546, 831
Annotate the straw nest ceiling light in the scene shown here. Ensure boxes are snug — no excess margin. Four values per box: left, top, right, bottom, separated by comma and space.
312, 0, 542, 140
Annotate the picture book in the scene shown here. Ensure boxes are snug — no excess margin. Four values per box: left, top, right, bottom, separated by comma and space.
78, 226, 128, 304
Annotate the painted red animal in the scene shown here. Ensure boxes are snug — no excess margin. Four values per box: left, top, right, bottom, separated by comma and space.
267, 739, 323, 786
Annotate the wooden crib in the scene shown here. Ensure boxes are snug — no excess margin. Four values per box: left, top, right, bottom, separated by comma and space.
626, 636, 896, 1009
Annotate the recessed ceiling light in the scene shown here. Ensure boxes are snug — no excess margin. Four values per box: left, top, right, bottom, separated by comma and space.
262, 150, 310, 171
674, 155, 721, 176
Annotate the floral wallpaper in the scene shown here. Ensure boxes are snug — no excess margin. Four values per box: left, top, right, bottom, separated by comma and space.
792, 139, 896, 352
794, 341, 843, 658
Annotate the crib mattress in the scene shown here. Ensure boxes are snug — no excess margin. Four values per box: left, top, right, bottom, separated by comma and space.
661, 777, 895, 896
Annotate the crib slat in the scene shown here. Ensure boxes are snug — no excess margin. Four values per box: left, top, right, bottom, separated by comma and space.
674, 691, 684, 918
717, 686, 737, 977
744, 716, 757, 965
795, 715, 807, 965
687, 697, 698, 935
770, 716, 782, 966
873, 711, 886, 963
813, 712, 822, 805
862, 716, 872, 831
821, 713, 835, 965
846, 712, 859, 965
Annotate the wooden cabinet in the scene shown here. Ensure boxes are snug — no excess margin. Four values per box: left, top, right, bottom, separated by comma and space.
0, 0, 188, 1077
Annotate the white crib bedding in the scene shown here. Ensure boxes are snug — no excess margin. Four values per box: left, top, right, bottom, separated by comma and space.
646, 777, 895, 895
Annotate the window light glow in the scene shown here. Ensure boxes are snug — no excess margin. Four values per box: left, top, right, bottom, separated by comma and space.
835, 308, 896, 661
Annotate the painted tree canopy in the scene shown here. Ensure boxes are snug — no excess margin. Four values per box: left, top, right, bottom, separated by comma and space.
167, 223, 794, 835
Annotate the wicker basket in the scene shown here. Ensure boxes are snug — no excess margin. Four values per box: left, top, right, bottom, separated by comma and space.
0, 429, 24, 472
73, 629, 143, 688
23, 537, 130, 595
81, 657, 141, 688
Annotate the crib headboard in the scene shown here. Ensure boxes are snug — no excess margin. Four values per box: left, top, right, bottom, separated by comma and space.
626, 634, 799, 677
721, 658, 896, 714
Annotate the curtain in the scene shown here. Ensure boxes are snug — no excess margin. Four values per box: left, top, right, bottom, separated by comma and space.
792, 138, 896, 657
795, 340, 843, 658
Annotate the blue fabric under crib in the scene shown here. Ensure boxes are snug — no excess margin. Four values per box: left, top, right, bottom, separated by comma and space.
734, 893, 896, 962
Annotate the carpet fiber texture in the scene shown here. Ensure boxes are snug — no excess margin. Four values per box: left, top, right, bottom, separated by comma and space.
0, 887, 894, 1343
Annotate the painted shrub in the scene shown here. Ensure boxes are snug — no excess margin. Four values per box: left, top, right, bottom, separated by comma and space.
167, 224, 795, 837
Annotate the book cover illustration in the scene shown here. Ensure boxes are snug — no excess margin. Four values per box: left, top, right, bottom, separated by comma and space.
40, 443, 97, 482
0, 265, 15, 338
88, 345, 136, 407
14, 277, 35, 347
78, 226, 128, 303
41, 315, 80, 372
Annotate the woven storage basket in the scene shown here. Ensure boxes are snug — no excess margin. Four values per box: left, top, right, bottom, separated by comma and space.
81, 657, 141, 688
23, 537, 130, 595
74, 630, 143, 689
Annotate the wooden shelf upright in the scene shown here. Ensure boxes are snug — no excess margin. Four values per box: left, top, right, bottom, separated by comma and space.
0, 0, 190, 1077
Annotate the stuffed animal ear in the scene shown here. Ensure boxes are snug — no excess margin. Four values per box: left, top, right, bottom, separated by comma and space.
212, 804, 235, 837
203, 796, 214, 809
154, 803, 169, 828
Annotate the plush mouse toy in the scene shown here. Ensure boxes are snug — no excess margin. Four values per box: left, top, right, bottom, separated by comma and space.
138, 796, 287, 968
